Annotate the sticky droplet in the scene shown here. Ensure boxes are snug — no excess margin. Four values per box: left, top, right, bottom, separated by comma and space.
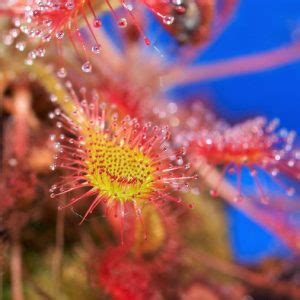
81, 61, 92, 73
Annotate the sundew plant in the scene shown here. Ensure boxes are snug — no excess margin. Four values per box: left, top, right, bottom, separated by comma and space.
0, 0, 300, 299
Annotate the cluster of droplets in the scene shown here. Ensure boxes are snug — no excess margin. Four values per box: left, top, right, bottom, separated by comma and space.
1, 0, 104, 71
190, 117, 298, 203
143, 0, 216, 45
194, 118, 290, 159
48, 87, 195, 225
158, 100, 221, 148
1, 0, 180, 72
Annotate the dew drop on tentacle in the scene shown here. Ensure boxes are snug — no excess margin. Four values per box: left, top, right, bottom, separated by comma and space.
49, 163, 56, 171
163, 15, 174, 25
57, 67, 67, 78
82, 61, 92, 73
210, 189, 218, 198
93, 18, 102, 28
91, 44, 101, 54
15, 41, 26, 51
118, 18, 128, 28
65, 0, 75, 10
50, 94, 58, 103
55, 30, 64, 40
49, 88, 195, 230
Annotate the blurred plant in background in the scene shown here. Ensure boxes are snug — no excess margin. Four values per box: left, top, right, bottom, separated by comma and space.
0, 0, 300, 299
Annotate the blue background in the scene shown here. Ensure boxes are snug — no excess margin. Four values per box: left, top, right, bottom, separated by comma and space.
153, 0, 300, 263
104, 0, 300, 263
190, 0, 300, 132
192, 0, 300, 263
